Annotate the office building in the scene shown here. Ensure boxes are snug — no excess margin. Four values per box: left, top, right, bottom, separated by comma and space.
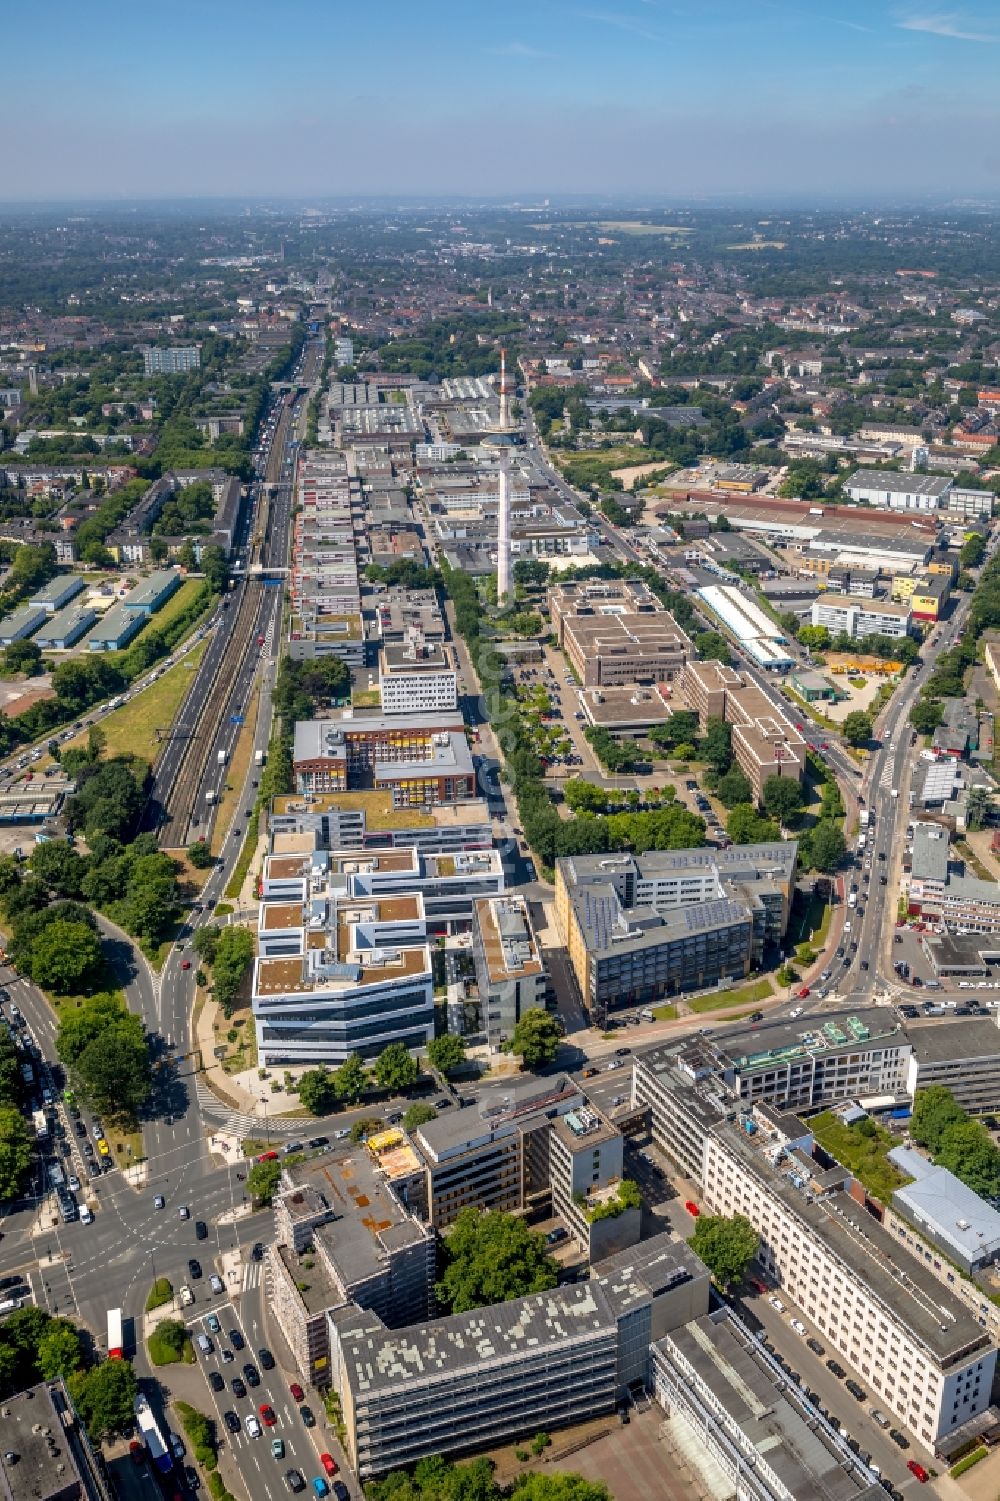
680, 660, 805, 802
291, 714, 475, 807
268, 1142, 435, 1385
810, 593, 912, 641
713, 1009, 910, 1112
330, 1235, 709, 1479
844, 471, 952, 512
253, 891, 433, 1066
260, 840, 503, 931
141, 345, 200, 375
471, 894, 547, 1050
378, 640, 458, 715
0, 1380, 114, 1501
906, 823, 1000, 932
651, 1308, 886, 1501
904, 1018, 1000, 1116
268, 790, 492, 854
548, 578, 691, 688
556, 844, 796, 1019
702, 1109, 996, 1447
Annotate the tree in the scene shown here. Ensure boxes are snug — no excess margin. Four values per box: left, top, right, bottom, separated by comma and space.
30, 920, 104, 995
960, 533, 986, 569
809, 822, 846, 872
212, 926, 254, 1015
29, 840, 87, 899
72, 1018, 151, 1119
695, 630, 731, 664
403, 1102, 438, 1132
910, 698, 944, 735
701, 717, 733, 773
841, 710, 874, 748
37, 1319, 85, 1380
511, 1478, 611, 1501
716, 766, 753, 809
201, 545, 229, 592
3, 639, 43, 676
761, 775, 804, 824
796, 625, 830, 651
246, 1158, 282, 1206
435, 1208, 558, 1314
68, 1358, 138, 1441
334, 1053, 368, 1105
56, 992, 125, 1068
0, 1106, 33, 1200
509, 1011, 561, 1070
427, 1033, 466, 1076
297, 1067, 338, 1116
937, 1120, 1000, 1198
966, 785, 993, 833
374, 1042, 419, 1093
911, 1086, 967, 1154
192, 924, 221, 966
690, 1212, 760, 1291
726, 803, 780, 845
187, 840, 214, 869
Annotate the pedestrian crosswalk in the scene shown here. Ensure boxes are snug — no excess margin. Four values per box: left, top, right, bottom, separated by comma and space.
242, 1257, 266, 1293
195, 1078, 312, 1138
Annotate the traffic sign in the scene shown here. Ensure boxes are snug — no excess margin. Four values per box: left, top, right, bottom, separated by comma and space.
229, 715, 244, 725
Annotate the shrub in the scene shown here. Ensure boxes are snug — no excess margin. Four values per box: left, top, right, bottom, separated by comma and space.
144, 1278, 173, 1312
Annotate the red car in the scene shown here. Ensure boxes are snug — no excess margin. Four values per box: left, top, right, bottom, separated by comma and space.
259, 1404, 276, 1427
797, 987, 810, 999
257, 1150, 278, 1162
748, 1276, 768, 1295
129, 1442, 145, 1467
907, 1461, 929, 1483
684, 1201, 700, 1217
181, 959, 191, 971
289, 1382, 304, 1401
320, 1455, 338, 1477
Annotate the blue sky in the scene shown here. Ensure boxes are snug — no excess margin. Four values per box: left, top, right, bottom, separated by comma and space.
6, 0, 1000, 200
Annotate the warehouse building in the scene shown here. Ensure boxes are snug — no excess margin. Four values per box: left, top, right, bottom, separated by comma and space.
120, 569, 181, 616
0, 604, 46, 645
27, 575, 85, 614
888, 1145, 1000, 1274
85, 605, 145, 652
844, 471, 952, 512
34, 604, 97, 651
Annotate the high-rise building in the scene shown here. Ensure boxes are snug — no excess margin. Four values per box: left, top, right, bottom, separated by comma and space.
141, 345, 201, 375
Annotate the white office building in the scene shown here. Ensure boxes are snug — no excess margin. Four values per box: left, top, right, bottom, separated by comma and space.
378, 640, 458, 715
810, 593, 912, 640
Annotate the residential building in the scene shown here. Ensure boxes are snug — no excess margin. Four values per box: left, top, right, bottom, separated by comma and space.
253, 891, 433, 1066
141, 345, 200, 375
268, 1141, 435, 1385
329, 1235, 709, 1479
680, 660, 805, 802
378, 640, 458, 715
555, 844, 796, 1020
0, 1379, 115, 1501
810, 593, 912, 640
651, 1308, 886, 1501
471, 894, 547, 1050
548, 578, 691, 687
702, 1109, 997, 1448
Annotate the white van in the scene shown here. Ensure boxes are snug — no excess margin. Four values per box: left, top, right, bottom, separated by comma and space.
196, 1333, 214, 1356
79, 1203, 93, 1225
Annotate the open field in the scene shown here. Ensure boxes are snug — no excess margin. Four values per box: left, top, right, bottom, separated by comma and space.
584, 221, 694, 236
59, 639, 209, 765
727, 240, 787, 250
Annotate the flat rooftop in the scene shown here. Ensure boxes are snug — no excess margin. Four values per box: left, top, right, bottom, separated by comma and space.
416, 1074, 585, 1161
717, 1008, 904, 1072
905, 1017, 1000, 1063
816, 594, 911, 618
0, 1379, 109, 1501
474, 895, 543, 984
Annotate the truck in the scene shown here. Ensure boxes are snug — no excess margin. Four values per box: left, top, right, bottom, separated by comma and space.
891, 788, 899, 799
134, 1395, 172, 1474
107, 1307, 124, 1360
32, 1108, 48, 1141
205, 789, 217, 805
254, 749, 265, 766
217, 749, 227, 767
859, 809, 870, 829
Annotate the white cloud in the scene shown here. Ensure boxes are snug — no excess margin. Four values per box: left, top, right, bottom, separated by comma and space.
897, 11, 998, 41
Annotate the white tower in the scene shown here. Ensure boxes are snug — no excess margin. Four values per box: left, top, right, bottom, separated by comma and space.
497, 458, 512, 606
498, 346, 513, 432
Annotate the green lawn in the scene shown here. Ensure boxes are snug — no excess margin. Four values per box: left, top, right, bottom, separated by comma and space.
60, 637, 208, 766
687, 977, 773, 1014
809, 1110, 911, 1203
651, 1003, 678, 1021
787, 892, 832, 949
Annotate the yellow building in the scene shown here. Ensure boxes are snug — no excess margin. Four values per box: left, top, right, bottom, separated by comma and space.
891, 574, 919, 602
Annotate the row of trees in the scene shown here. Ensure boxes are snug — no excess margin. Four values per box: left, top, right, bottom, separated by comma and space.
0, 1024, 32, 1199
56, 991, 152, 1121
372, 1457, 609, 1501
911, 1086, 1000, 1198
192, 925, 255, 1017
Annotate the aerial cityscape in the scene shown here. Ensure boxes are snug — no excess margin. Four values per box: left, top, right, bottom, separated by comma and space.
5, 6, 1000, 1501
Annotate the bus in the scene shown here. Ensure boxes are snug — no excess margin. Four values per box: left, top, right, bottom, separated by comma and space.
134, 1396, 172, 1474
107, 1308, 124, 1360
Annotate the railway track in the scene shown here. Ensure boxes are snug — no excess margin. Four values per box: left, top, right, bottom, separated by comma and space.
155, 578, 264, 847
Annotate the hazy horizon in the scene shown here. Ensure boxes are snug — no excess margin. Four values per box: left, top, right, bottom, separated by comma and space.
8, 0, 1000, 201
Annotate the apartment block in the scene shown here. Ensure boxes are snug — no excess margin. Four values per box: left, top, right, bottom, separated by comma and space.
680, 660, 805, 802
471, 894, 547, 1050
810, 593, 912, 640
549, 577, 691, 688
260, 838, 504, 931
141, 344, 200, 375
555, 844, 796, 1018
267, 790, 492, 854
330, 1236, 709, 1478
378, 639, 458, 715
292, 713, 474, 806
268, 1142, 435, 1385
253, 891, 433, 1066
703, 1111, 996, 1448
